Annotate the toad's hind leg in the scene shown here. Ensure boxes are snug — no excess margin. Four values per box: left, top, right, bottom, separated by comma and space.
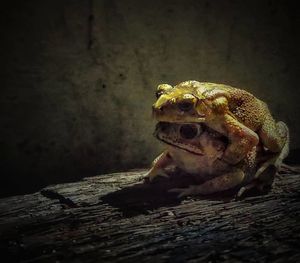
255, 122, 289, 181
169, 169, 245, 198
259, 116, 288, 153
237, 122, 289, 198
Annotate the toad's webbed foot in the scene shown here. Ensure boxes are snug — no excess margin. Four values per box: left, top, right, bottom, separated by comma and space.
236, 165, 277, 199
169, 185, 198, 198
145, 168, 169, 182
169, 169, 245, 198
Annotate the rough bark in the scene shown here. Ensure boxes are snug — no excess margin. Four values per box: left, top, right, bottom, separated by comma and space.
0, 169, 299, 263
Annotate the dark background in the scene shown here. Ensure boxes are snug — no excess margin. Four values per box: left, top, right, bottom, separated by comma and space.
0, 0, 299, 197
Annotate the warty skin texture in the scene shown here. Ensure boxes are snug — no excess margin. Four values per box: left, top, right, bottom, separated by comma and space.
147, 81, 289, 197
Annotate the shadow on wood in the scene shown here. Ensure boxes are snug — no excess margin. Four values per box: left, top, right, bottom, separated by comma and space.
0, 170, 299, 262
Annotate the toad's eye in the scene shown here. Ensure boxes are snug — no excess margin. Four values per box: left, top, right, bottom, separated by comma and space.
178, 101, 193, 112
179, 124, 202, 139
155, 91, 163, 98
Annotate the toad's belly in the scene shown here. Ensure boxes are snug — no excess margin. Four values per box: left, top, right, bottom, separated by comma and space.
168, 146, 228, 176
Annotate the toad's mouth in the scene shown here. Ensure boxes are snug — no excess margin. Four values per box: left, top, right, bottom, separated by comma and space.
157, 135, 204, 156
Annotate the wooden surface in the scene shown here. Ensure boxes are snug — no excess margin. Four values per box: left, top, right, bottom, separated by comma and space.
0, 169, 300, 263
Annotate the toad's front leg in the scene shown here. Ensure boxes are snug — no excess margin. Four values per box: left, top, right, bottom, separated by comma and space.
209, 114, 259, 165
145, 151, 174, 181
169, 168, 245, 198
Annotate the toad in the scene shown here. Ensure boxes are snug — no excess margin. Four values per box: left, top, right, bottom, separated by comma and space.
146, 81, 289, 197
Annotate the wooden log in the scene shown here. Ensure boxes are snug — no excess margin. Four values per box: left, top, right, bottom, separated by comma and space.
0, 169, 300, 262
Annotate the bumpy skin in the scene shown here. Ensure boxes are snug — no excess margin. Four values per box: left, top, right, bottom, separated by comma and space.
152, 81, 288, 165
146, 123, 258, 197
147, 122, 288, 197
147, 81, 289, 197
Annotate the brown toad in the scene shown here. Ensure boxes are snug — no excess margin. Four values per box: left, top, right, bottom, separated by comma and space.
146, 81, 289, 197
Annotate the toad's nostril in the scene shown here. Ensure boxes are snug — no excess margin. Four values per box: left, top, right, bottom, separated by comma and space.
180, 124, 198, 139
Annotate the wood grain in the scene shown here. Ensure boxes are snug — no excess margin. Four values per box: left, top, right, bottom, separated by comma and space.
0, 169, 299, 262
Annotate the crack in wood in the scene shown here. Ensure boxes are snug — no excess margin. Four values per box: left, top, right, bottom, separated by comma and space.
0, 170, 299, 262
40, 189, 78, 208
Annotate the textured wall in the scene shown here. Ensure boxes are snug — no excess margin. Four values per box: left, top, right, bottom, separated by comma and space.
0, 0, 298, 196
